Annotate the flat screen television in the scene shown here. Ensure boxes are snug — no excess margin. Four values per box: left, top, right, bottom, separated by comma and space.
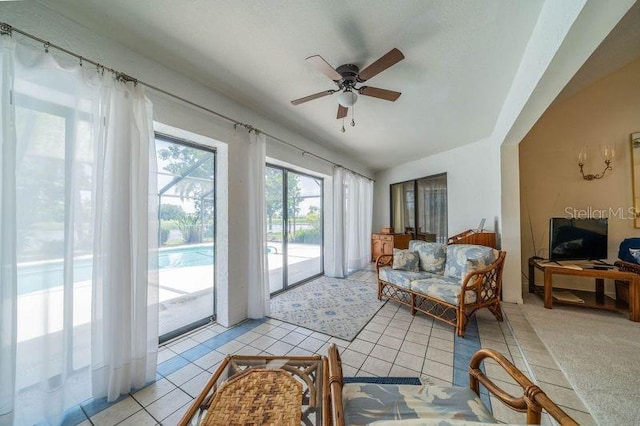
549, 218, 608, 261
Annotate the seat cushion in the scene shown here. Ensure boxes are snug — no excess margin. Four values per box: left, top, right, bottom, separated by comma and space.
409, 240, 446, 274
410, 276, 477, 305
379, 267, 433, 289
444, 245, 498, 279
342, 383, 497, 425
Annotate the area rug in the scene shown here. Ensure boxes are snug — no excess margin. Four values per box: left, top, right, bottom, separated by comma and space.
269, 275, 385, 341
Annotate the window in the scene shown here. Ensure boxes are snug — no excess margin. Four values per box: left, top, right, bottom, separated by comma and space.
390, 173, 448, 243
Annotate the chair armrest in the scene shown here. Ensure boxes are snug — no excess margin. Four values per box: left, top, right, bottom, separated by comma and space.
468, 348, 578, 425
461, 251, 507, 300
376, 254, 393, 271
327, 344, 345, 426
615, 260, 640, 274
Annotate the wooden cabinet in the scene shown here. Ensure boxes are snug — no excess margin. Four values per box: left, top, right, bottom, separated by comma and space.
371, 233, 412, 261
447, 230, 497, 248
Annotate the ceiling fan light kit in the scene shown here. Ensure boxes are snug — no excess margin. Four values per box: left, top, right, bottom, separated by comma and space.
291, 48, 404, 132
337, 90, 358, 107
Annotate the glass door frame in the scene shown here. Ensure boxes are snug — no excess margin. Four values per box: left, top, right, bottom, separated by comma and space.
267, 163, 324, 296
156, 133, 217, 344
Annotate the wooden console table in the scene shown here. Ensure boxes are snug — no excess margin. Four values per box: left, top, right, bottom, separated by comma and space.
528, 258, 640, 321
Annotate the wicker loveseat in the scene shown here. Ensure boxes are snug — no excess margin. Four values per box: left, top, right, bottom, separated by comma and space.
376, 241, 506, 337
327, 344, 578, 425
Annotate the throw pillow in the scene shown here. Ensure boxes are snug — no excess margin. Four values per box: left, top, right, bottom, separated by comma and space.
630, 248, 640, 264
415, 243, 446, 274
392, 248, 420, 272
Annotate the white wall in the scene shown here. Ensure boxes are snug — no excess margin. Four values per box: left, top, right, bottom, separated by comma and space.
373, 138, 501, 238
1, 2, 372, 326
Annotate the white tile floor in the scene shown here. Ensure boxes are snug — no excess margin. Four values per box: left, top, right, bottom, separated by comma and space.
67, 278, 596, 425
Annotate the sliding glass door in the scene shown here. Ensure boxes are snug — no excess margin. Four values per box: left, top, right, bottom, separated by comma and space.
391, 173, 448, 243
266, 165, 323, 294
155, 135, 216, 341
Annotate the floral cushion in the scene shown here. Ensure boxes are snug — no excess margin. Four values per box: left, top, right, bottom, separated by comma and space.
409, 240, 446, 274
410, 276, 477, 305
342, 383, 497, 425
379, 267, 433, 289
444, 245, 498, 279
393, 248, 420, 272
365, 420, 505, 425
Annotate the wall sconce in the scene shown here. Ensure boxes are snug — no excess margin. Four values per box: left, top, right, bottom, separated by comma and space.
578, 146, 614, 180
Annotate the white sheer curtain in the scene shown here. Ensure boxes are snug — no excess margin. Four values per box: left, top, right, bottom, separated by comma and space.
417, 174, 448, 243
345, 172, 373, 273
247, 131, 269, 318
326, 167, 373, 277
91, 80, 159, 401
0, 36, 17, 426
326, 167, 345, 277
1, 37, 159, 424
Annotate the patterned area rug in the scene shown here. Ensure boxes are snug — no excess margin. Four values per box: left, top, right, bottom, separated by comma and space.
269, 271, 385, 341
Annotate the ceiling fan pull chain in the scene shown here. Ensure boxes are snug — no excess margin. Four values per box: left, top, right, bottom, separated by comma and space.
341, 118, 346, 133
350, 105, 356, 127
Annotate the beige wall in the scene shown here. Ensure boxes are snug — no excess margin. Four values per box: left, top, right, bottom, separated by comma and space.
520, 57, 640, 294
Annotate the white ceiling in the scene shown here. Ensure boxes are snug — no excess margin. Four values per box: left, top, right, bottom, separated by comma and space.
43, 0, 546, 171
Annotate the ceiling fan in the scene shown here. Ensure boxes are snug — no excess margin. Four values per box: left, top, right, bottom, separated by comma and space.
291, 48, 404, 131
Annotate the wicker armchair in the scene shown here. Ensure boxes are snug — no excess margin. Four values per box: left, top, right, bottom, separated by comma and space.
327, 344, 578, 425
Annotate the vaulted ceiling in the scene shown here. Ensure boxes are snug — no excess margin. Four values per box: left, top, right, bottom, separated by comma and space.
38, 0, 634, 172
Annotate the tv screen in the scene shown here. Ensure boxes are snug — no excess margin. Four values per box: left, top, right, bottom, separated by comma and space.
549, 218, 608, 261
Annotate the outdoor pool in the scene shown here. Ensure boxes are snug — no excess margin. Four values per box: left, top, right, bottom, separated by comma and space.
17, 243, 215, 295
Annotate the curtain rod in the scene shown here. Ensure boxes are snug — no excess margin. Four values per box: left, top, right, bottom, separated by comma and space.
0, 22, 374, 182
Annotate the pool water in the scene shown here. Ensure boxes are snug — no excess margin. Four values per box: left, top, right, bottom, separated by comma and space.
17, 243, 215, 295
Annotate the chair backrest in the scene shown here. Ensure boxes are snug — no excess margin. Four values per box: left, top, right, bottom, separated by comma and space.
444, 244, 498, 279
618, 238, 640, 264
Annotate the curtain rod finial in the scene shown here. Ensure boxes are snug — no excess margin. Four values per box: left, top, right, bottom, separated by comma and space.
0, 23, 12, 36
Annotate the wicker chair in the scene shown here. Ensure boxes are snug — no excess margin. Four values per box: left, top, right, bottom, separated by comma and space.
327, 344, 578, 425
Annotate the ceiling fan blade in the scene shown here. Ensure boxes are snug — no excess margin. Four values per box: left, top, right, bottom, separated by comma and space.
357, 48, 404, 82
359, 86, 402, 102
291, 90, 335, 105
337, 104, 348, 119
306, 55, 343, 81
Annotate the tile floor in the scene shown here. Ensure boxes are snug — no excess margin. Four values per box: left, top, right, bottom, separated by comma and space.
62, 276, 596, 425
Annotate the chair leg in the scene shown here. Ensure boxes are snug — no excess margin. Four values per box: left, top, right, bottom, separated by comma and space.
377, 282, 383, 300
456, 307, 465, 337
488, 302, 504, 322
410, 293, 416, 315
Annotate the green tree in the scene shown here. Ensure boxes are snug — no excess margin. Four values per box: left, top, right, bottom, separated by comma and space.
160, 204, 186, 221
265, 167, 283, 232
264, 168, 302, 234
157, 143, 215, 241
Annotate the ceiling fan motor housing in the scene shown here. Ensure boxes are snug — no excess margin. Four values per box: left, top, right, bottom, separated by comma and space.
336, 64, 360, 90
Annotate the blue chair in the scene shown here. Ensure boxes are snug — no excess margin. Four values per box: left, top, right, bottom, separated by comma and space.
614, 238, 640, 305
618, 237, 640, 264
